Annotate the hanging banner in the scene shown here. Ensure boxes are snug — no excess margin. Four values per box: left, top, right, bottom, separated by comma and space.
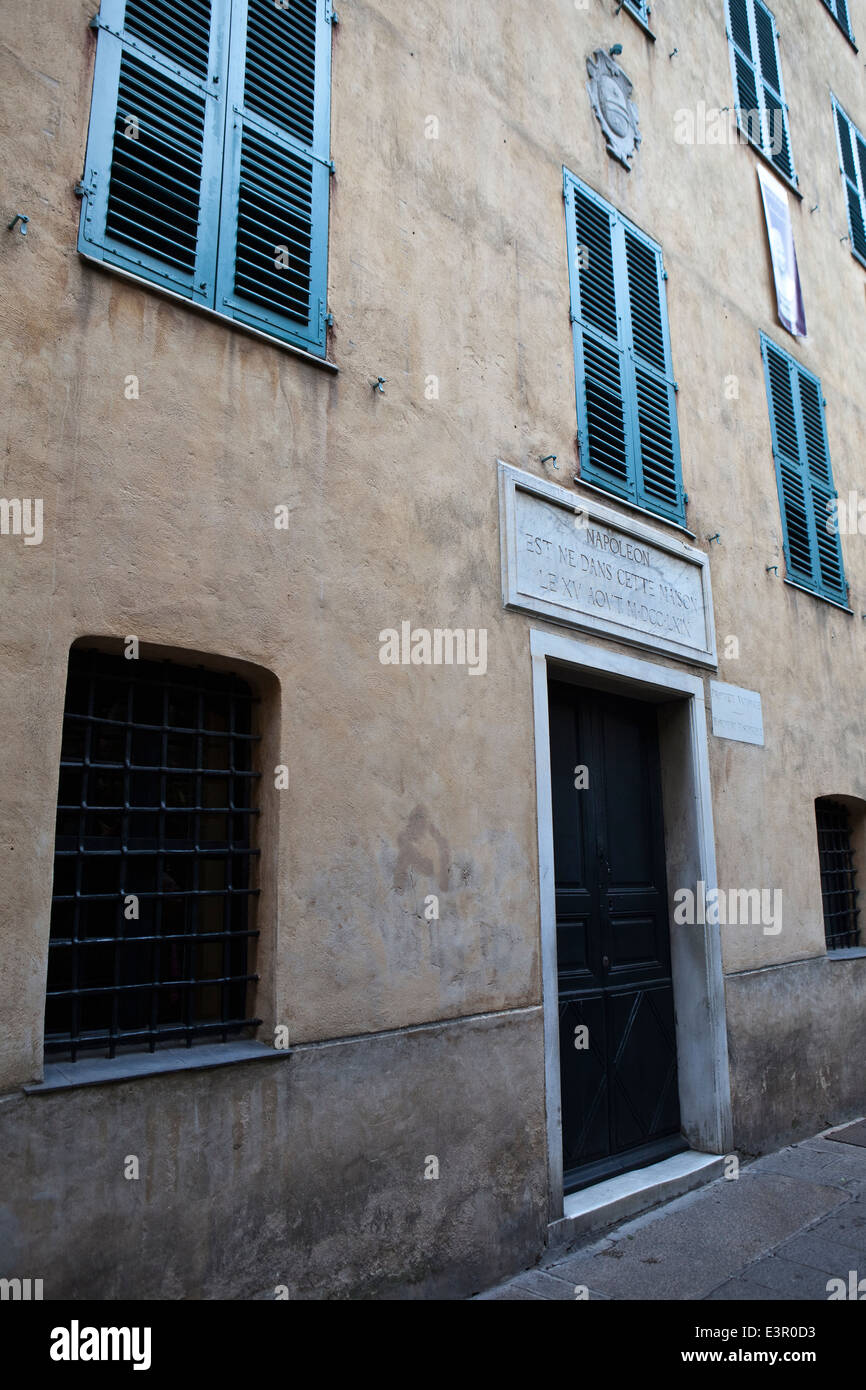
757, 163, 806, 338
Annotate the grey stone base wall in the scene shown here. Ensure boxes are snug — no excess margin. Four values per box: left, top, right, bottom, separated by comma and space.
725, 953, 866, 1154
0, 1008, 547, 1300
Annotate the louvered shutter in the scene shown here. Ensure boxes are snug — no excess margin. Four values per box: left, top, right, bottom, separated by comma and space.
726, 0, 796, 184
761, 336, 847, 605
216, 0, 332, 353
624, 0, 650, 23
78, 0, 226, 302
833, 101, 866, 267
565, 174, 684, 526
822, 0, 855, 42
623, 229, 683, 518
568, 184, 630, 495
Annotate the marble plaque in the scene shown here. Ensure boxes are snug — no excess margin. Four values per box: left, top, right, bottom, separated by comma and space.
710, 681, 764, 746
499, 463, 716, 666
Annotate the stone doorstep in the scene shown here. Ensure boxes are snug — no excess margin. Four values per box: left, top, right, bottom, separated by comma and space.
547, 1150, 727, 1249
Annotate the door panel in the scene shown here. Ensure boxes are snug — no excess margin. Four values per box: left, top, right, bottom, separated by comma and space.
549, 679, 684, 1194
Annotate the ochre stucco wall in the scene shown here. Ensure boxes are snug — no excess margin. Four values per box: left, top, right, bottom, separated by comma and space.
0, 0, 864, 1295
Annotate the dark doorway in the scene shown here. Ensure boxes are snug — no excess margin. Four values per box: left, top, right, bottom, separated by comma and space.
549, 677, 685, 1194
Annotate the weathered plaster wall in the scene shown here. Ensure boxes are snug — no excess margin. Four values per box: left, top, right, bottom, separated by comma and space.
0, 1011, 546, 1299
725, 956, 866, 1153
0, 0, 864, 1295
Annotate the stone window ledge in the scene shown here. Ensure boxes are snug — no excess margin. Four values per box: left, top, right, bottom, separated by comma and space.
23, 1041, 289, 1094
825, 945, 866, 961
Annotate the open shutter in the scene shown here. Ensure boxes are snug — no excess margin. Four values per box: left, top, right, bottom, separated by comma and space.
78, 0, 226, 303
623, 229, 683, 521
726, 0, 796, 183
566, 180, 632, 498
833, 101, 866, 266
216, 0, 332, 353
762, 337, 847, 605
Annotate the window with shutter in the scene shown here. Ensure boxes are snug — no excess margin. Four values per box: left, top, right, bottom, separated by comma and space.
78, 0, 333, 356
623, 0, 653, 33
564, 171, 685, 527
761, 335, 848, 607
832, 98, 866, 269
725, 0, 797, 187
820, 0, 856, 45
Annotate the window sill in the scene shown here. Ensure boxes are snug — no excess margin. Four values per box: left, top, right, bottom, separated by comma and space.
23, 1040, 289, 1094
738, 132, 802, 200
783, 577, 853, 613
620, 3, 656, 42
572, 475, 695, 539
826, 945, 866, 960
80, 254, 339, 374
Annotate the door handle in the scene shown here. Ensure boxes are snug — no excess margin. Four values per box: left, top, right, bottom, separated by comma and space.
602, 955, 610, 969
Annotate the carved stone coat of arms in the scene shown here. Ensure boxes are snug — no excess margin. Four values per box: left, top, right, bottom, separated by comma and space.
586, 49, 642, 169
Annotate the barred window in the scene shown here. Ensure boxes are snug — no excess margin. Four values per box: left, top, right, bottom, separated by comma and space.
815, 798, 860, 950
45, 648, 262, 1060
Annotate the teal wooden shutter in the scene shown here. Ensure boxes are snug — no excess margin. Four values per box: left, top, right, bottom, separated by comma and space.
726, 0, 796, 184
832, 99, 866, 267
623, 227, 682, 518
761, 336, 847, 605
564, 173, 684, 525
216, 0, 332, 352
624, 0, 650, 23
822, 0, 854, 42
78, 0, 227, 303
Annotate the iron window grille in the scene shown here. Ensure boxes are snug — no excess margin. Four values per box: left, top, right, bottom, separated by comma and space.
816, 799, 860, 949
45, 648, 262, 1060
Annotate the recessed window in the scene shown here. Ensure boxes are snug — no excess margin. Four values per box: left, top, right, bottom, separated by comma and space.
815, 798, 860, 949
45, 648, 262, 1060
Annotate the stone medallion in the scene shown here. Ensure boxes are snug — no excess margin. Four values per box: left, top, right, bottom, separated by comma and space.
586, 49, 641, 169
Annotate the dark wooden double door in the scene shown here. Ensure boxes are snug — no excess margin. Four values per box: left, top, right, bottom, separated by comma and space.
549, 679, 685, 1194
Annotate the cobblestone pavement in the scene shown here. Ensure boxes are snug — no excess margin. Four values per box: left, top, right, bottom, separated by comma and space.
475, 1121, 866, 1300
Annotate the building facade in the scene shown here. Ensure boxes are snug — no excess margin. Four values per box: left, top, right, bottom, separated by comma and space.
0, 0, 864, 1298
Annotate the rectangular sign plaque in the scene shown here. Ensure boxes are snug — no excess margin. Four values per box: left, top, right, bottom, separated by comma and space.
710, 681, 765, 746
499, 462, 717, 667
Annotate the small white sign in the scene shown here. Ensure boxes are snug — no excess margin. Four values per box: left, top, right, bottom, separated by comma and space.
710, 681, 764, 746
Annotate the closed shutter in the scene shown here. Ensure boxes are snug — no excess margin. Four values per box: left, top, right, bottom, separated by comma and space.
624, 228, 682, 517
565, 173, 684, 525
761, 336, 847, 605
833, 100, 866, 267
78, 0, 226, 302
726, 0, 796, 184
624, 0, 650, 23
822, 0, 855, 43
216, 0, 332, 353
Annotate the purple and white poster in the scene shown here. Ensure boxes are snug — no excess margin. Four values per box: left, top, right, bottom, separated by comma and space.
757, 163, 807, 338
